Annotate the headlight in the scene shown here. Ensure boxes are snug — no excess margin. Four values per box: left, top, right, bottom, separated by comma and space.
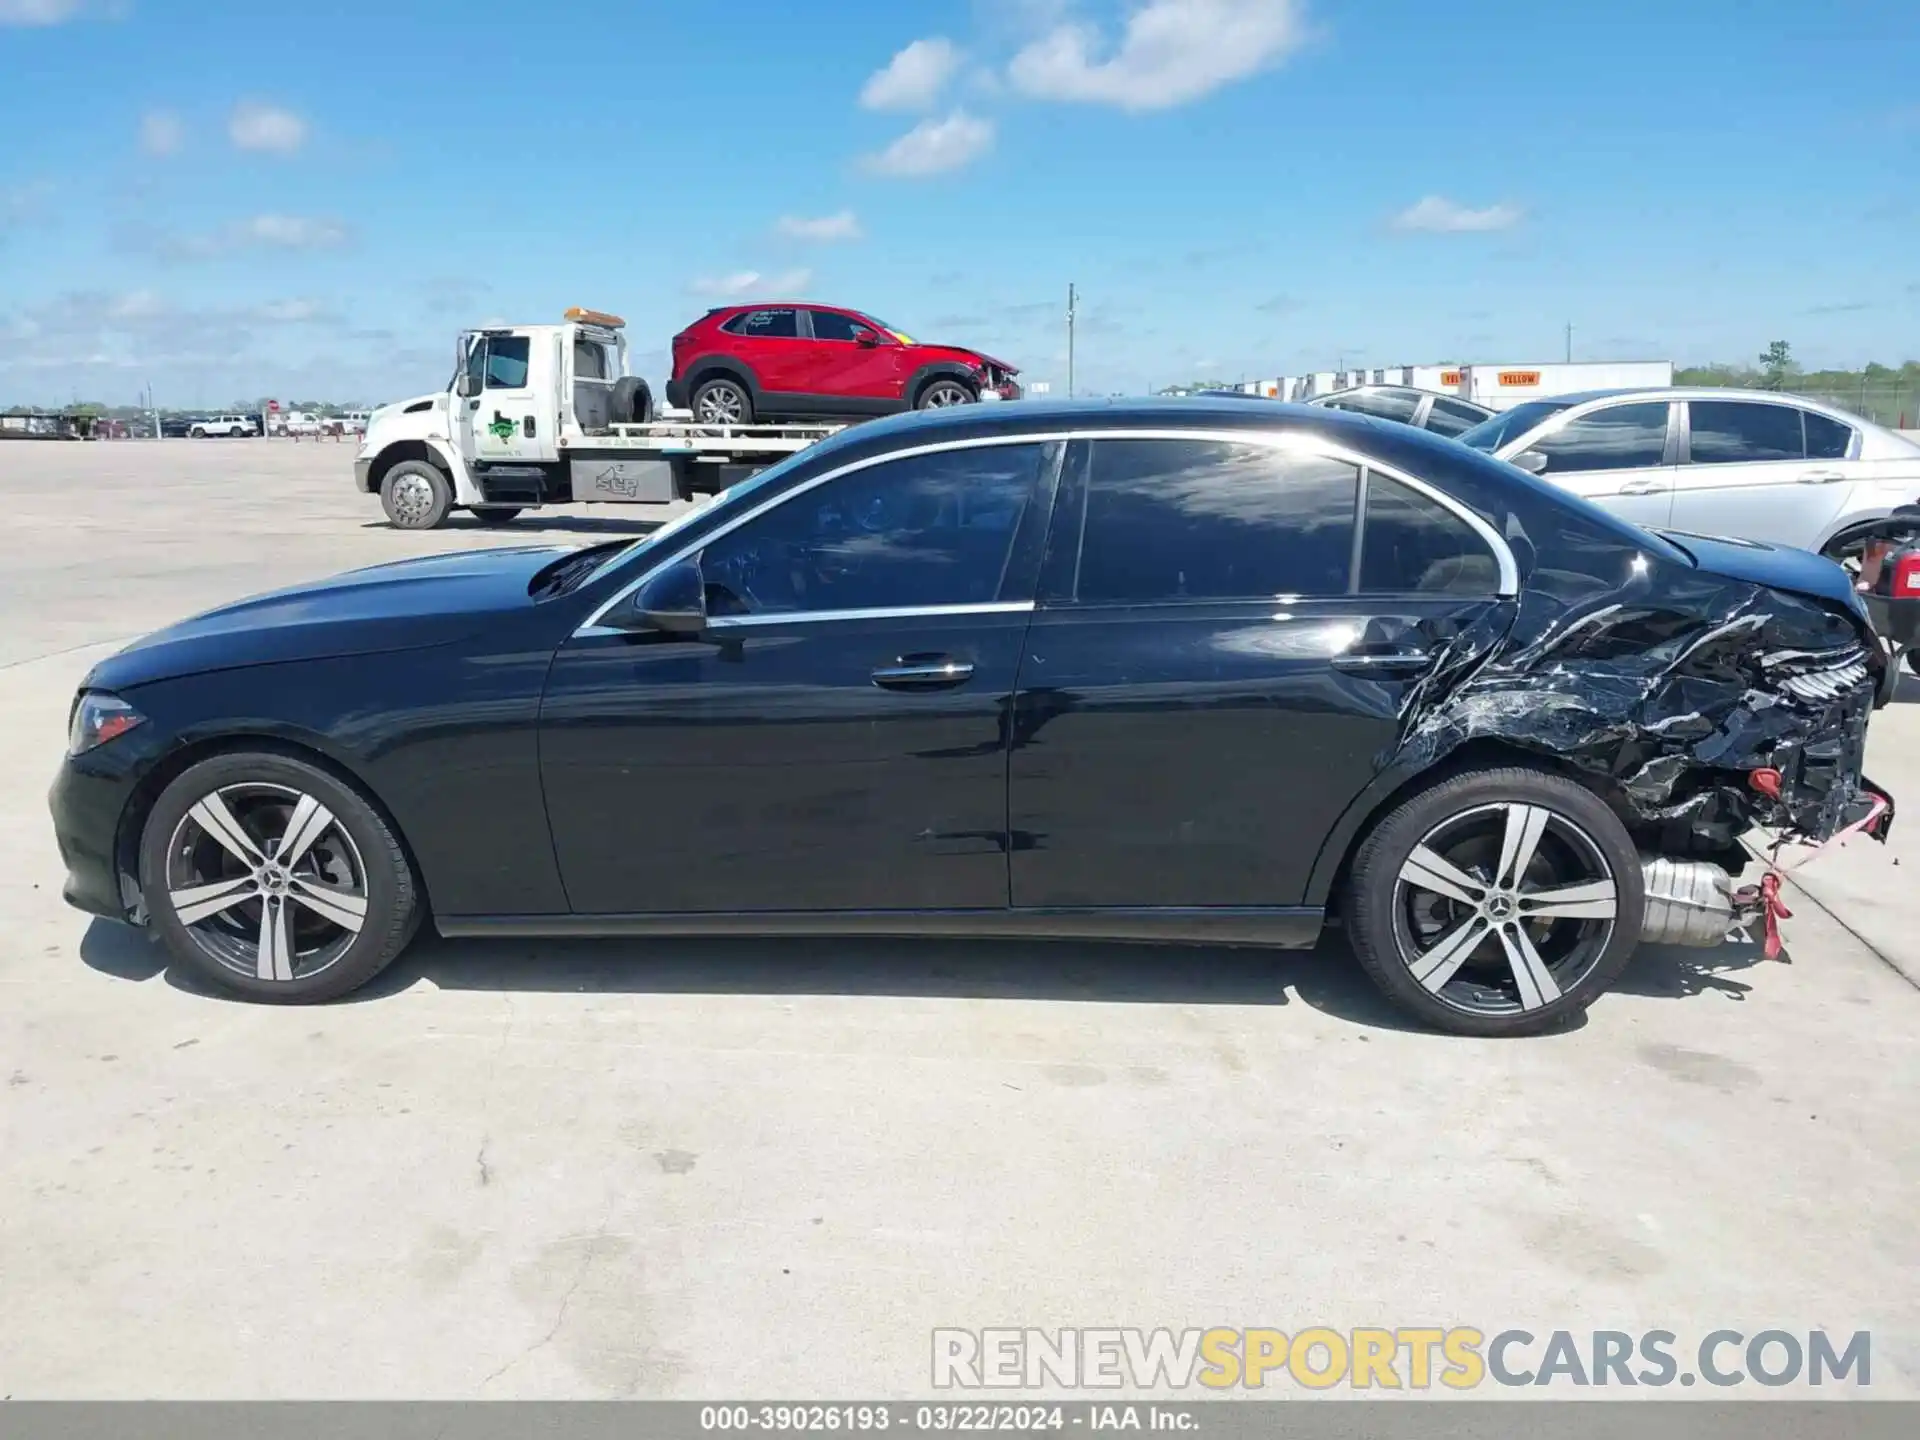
68, 692, 147, 755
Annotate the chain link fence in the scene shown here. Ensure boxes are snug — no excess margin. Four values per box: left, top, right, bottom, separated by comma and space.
1793, 384, 1920, 431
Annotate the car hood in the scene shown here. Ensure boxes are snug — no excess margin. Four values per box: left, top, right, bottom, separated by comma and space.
86, 545, 570, 690
920, 344, 1019, 374
1658, 529, 1867, 621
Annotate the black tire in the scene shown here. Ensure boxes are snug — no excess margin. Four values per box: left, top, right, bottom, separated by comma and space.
471, 507, 522, 525
1343, 766, 1645, 1037
139, 751, 420, 1004
610, 375, 654, 425
915, 377, 977, 409
380, 459, 453, 529
691, 376, 753, 426
189, 426, 206, 439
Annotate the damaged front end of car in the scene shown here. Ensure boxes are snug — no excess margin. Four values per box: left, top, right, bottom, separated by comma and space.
1390, 547, 1895, 952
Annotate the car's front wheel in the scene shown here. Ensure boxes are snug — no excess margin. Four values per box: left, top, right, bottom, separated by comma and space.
916, 378, 977, 409
1343, 767, 1644, 1036
139, 752, 420, 1003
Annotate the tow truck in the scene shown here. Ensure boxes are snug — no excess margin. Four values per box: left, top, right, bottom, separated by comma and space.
353, 308, 844, 529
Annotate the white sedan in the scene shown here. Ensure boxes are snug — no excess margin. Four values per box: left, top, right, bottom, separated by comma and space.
1457, 386, 1920, 568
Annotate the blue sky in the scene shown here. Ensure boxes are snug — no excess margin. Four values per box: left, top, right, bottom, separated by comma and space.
2, 0, 1916, 406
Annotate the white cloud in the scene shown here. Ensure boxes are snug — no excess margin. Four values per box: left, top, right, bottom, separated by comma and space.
123, 213, 352, 260
862, 110, 994, 178
775, 210, 863, 242
860, 37, 963, 111
238, 213, 348, 247
689, 268, 813, 299
1390, 195, 1524, 233
251, 298, 335, 323
229, 100, 308, 153
140, 109, 184, 157
0, 0, 85, 24
1007, 0, 1308, 111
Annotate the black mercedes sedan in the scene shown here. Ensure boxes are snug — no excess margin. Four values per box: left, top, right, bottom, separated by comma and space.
50, 399, 1895, 1035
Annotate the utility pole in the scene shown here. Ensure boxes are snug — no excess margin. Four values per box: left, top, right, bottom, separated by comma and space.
1066, 284, 1077, 398
1565, 322, 1573, 364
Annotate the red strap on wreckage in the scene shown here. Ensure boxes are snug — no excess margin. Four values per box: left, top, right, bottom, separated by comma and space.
1735, 771, 1891, 959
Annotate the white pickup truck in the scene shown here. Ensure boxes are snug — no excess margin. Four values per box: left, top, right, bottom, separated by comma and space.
353, 308, 842, 529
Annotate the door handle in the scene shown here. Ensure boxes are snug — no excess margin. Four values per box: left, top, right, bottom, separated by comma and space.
1618, 478, 1666, 495
872, 656, 975, 690
1797, 469, 1846, 484
1330, 647, 1432, 676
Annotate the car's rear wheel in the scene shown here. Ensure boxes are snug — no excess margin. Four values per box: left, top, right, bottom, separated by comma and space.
692, 377, 752, 426
381, 460, 453, 529
1343, 767, 1644, 1036
916, 378, 976, 409
139, 752, 420, 1003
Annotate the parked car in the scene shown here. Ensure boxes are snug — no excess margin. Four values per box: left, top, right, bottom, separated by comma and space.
1311, 385, 1494, 438
325, 410, 370, 437
188, 415, 257, 438
159, 415, 203, 438
666, 303, 1021, 425
1457, 387, 1920, 565
51, 399, 1895, 1035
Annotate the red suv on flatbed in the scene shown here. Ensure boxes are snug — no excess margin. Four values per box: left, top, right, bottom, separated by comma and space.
666, 302, 1022, 425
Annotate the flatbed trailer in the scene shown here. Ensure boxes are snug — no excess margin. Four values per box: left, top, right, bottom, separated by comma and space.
352, 309, 846, 528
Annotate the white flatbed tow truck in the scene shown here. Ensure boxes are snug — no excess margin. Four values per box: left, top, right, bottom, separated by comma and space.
353, 308, 844, 529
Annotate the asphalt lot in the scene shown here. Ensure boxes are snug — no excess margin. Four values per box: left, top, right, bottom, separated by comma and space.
1, 437, 1917, 1399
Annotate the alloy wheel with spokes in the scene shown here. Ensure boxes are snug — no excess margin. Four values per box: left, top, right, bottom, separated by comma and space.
1394, 802, 1618, 1018
141, 752, 419, 1002
918, 380, 975, 409
164, 783, 369, 983
1343, 767, 1644, 1036
693, 380, 749, 426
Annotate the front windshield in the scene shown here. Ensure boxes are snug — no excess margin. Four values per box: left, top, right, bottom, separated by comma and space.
1456, 400, 1571, 452
862, 313, 915, 344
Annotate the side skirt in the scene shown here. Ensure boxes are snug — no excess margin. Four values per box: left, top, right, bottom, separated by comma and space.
436, 907, 1326, 949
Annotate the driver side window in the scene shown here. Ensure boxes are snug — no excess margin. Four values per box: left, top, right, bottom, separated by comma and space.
699, 443, 1049, 618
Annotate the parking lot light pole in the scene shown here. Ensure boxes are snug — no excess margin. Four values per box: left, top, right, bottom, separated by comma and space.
1066, 284, 1077, 399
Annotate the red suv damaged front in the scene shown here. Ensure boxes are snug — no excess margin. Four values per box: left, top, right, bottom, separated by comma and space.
665, 303, 1022, 425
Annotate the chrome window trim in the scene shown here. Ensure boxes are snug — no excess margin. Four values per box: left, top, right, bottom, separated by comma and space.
574, 426, 1519, 637
708, 600, 1035, 632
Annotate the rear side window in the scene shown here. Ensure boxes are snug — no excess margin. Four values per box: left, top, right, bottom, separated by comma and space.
1687, 401, 1803, 464
1073, 440, 1358, 602
1803, 410, 1854, 461
1359, 475, 1498, 594
572, 339, 610, 381
1529, 402, 1669, 473
1425, 398, 1487, 438
723, 308, 799, 339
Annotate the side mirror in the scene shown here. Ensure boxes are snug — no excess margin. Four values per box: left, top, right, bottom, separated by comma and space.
1512, 449, 1549, 476
853, 327, 880, 348
622, 559, 707, 635
455, 374, 481, 399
